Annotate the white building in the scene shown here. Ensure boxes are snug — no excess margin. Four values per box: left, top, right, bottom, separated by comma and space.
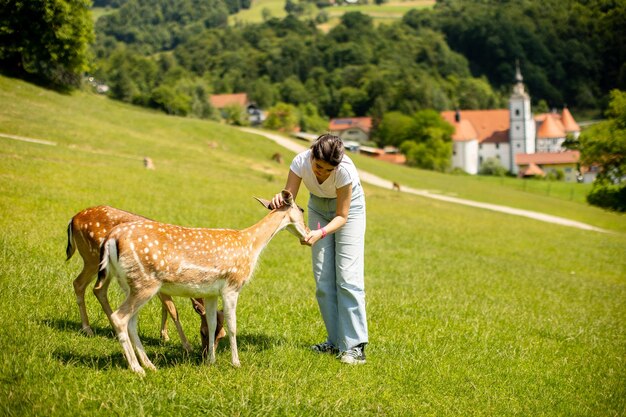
441, 63, 581, 176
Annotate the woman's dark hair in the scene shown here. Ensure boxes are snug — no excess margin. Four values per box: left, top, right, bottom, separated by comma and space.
311, 134, 344, 166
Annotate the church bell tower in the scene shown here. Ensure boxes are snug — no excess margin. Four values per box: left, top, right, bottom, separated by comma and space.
509, 61, 535, 173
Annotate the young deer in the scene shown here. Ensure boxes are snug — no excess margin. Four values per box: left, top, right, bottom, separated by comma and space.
67, 206, 224, 352
98, 190, 309, 374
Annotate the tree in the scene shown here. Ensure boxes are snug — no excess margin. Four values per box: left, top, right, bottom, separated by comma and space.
399, 109, 454, 172
0, 0, 94, 88
264, 102, 299, 132
570, 90, 626, 211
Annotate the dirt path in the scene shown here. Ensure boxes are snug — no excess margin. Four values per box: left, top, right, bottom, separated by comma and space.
239, 128, 609, 233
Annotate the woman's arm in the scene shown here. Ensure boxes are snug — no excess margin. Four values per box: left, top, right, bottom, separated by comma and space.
270, 169, 302, 209
305, 183, 351, 246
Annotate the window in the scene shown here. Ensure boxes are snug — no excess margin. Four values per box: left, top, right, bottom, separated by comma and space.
496, 143, 500, 149
515, 109, 520, 116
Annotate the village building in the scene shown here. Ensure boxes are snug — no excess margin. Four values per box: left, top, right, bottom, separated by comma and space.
328, 117, 372, 144
440, 63, 582, 179
209, 93, 264, 125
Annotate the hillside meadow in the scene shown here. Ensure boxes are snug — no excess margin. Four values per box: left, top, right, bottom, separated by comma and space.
0, 76, 625, 416
228, 0, 436, 28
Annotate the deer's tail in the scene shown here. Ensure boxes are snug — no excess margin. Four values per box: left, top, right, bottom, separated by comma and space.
97, 238, 118, 284
65, 219, 76, 261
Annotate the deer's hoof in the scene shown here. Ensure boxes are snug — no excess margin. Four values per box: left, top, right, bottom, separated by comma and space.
80, 326, 94, 337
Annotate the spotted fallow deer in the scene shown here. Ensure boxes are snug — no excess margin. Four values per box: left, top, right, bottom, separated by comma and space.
98, 190, 309, 374
66, 206, 224, 352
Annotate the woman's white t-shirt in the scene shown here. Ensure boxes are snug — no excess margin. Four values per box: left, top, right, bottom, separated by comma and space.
290, 149, 360, 199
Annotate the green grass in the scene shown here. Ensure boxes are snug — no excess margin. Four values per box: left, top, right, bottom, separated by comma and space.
0, 75, 625, 416
229, 0, 435, 28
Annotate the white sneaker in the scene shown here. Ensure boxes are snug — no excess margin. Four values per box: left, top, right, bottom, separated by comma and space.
338, 345, 366, 365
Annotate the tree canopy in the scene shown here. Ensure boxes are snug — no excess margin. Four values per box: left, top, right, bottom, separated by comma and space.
0, 0, 94, 88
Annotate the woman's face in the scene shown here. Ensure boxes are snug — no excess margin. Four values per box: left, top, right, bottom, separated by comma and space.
312, 157, 336, 182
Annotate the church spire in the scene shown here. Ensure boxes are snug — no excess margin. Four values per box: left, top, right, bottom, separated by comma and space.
512, 59, 527, 97
515, 59, 523, 83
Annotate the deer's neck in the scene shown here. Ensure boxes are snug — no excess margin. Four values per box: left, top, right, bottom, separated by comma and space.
243, 210, 286, 257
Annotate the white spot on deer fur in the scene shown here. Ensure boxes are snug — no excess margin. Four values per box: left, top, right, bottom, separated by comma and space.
130, 243, 135, 250
96, 222, 100, 227
153, 254, 158, 260
89, 232, 94, 238
144, 235, 148, 240
138, 238, 142, 242
144, 248, 149, 253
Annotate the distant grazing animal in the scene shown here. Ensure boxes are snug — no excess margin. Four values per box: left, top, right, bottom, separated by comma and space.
143, 157, 155, 170
66, 206, 224, 352
98, 190, 309, 374
271, 152, 283, 164
392, 182, 401, 192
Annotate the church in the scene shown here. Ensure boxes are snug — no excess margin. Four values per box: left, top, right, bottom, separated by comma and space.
440, 64, 581, 178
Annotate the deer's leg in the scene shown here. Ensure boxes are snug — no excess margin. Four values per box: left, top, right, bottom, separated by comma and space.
215, 310, 226, 356
160, 298, 170, 342
128, 311, 156, 371
192, 298, 211, 359
203, 297, 218, 365
222, 290, 240, 368
73, 262, 98, 336
93, 269, 115, 326
110, 286, 157, 375
158, 293, 192, 353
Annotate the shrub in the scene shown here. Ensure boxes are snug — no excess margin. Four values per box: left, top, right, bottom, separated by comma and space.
479, 157, 507, 176
586, 183, 626, 212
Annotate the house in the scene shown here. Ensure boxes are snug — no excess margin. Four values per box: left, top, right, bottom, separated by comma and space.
209, 93, 265, 125
358, 146, 406, 165
441, 62, 582, 179
516, 151, 581, 182
329, 117, 372, 144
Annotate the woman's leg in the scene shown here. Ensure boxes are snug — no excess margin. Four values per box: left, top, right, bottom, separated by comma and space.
334, 197, 368, 352
309, 207, 339, 347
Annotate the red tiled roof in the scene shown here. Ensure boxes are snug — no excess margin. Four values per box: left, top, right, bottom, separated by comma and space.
449, 119, 478, 142
210, 93, 248, 108
520, 162, 545, 177
374, 153, 406, 164
536, 114, 566, 139
440, 110, 510, 143
561, 107, 580, 132
329, 117, 372, 133
515, 150, 580, 165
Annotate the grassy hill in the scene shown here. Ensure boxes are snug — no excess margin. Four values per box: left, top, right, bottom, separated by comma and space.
229, 0, 436, 28
0, 75, 624, 416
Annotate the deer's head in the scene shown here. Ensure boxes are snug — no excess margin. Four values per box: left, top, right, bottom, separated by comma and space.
255, 190, 310, 241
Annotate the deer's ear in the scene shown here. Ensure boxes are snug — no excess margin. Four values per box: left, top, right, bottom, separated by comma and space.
281, 189, 293, 205
254, 197, 272, 210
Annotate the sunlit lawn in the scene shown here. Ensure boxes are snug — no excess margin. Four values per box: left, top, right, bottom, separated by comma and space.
0, 76, 624, 416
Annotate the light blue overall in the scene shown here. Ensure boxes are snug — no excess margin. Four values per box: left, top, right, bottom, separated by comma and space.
307, 183, 368, 352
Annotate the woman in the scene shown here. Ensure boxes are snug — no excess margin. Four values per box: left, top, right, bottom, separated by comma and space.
270, 134, 368, 364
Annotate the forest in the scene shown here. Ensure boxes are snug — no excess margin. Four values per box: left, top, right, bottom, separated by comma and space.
1, 0, 624, 206
87, 0, 625, 120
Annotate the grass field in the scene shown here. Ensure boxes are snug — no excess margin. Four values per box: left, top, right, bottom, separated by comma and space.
229, 0, 435, 28
0, 75, 625, 416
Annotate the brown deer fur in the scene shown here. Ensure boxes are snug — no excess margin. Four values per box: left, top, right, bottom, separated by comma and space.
66, 206, 224, 352
98, 190, 308, 374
